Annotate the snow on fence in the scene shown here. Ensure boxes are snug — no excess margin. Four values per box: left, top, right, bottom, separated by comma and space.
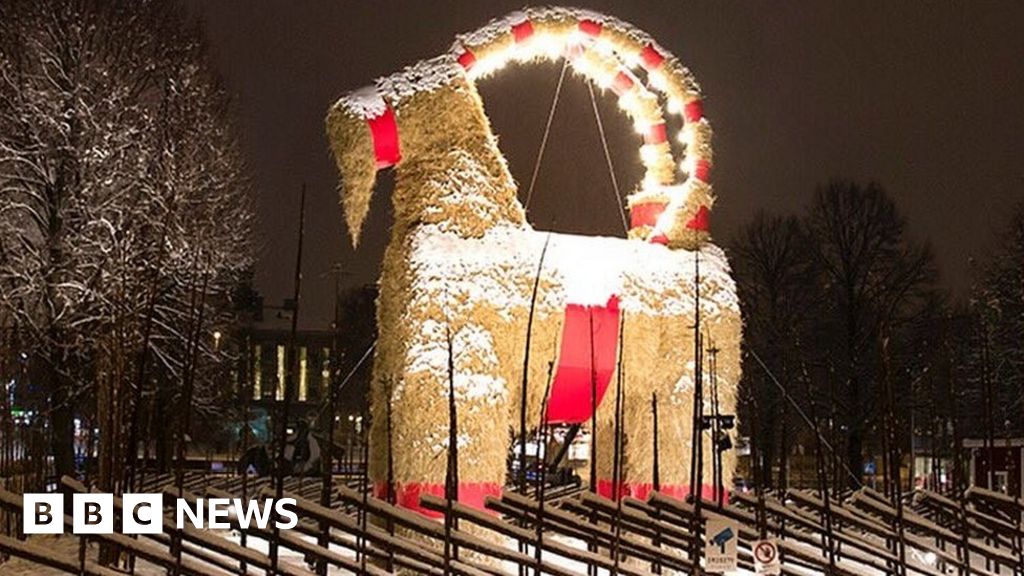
0, 473, 1021, 575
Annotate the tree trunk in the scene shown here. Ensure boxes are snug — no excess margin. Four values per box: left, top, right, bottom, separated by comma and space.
777, 401, 789, 490
51, 395, 76, 480
846, 423, 864, 490
760, 413, 777, 490
41, 351, 76, 484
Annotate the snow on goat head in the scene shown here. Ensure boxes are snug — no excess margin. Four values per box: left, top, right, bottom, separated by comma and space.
326, 55, 466, 246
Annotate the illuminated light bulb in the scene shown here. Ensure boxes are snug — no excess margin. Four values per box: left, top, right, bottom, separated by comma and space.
594, 37, 615, 55
622, 51, 643, 70
536, 35, 565, 59
617, 91, 638, 112
648, 70, 668, 91
577, 54, 600, 76
640, 146, 658, 164
564, 37, 587, 61
512, 45, 531, 62
667, 185, 689, 202
469, 56, 506, 80
653, 210, 670, 230
667, 99, 682, 114
571, 60, 591, 78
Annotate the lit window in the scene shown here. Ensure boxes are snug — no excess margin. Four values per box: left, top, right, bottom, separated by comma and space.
276, 345, 286, 401
252, 344, 262, 400
298, 346, 308, 402
321, 347, 331, 394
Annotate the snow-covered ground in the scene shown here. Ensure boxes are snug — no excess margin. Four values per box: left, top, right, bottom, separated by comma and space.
0, 500, 1002, 576
0, 531, 956, 576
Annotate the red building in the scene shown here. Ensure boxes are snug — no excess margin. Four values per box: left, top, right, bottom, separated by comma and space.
965, 438, 1023, 498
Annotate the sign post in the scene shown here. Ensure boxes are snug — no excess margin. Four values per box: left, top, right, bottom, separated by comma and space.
753, 539, 781, 575
704, 518, 738, 573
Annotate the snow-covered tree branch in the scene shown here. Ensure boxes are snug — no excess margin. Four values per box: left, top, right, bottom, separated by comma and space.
0, 0, 254, 485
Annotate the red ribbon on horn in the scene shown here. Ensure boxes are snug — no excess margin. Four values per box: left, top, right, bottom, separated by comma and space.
611, 71, 635, 96
684, 99, 704, 123
578, 19, 603, 37
686, 205, 711, 231
630, 202, 667, 230
644, 123, 668, 145
511, 19, 534, 43
640, 43, 665, 71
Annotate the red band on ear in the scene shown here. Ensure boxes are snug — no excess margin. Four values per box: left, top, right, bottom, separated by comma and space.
578, 19, 603, 37
457, 49, 476, 70
367, 106, 400, 168
685, 205, 711, 231
644, 123, 668, 145
640, 44, 665, 70
684, 99, 704, 123
611, 71, 634, 95
630, 201, 667, 229
512, 20, 534, 43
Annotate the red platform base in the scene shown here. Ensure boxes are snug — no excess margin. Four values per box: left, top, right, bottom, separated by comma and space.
596, 481, 729, 504
373, 481, 503, 518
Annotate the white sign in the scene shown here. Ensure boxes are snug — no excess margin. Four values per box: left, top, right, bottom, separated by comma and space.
705, 518, 738, 573
23, 494, 63, 534
753, 539, 781, 575
23, 493, 299, 534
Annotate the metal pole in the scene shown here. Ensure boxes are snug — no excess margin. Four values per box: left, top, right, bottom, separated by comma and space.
587, 308, 599, 576
520, 235, 551, 497
316, 270, 342, 575
270, 184, 305, 573
535, 361, 555, 575
688, 251, 704, 576
611, 316, 626, 575
443, 324, 460, 570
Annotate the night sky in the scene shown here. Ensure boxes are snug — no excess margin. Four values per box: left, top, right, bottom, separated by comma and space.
186, 1, 1024, 327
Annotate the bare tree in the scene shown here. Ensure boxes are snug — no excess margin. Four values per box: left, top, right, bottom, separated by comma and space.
805, 180, 936, 488
964, 201, 1024, 440
731, 211, 819, 488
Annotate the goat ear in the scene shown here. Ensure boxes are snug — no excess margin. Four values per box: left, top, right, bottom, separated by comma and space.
326, 102, 381, 248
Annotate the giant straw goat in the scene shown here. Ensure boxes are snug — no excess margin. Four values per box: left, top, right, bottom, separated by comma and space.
326, 7, 742, 518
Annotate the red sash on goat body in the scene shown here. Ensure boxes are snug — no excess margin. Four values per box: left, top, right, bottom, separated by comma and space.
545, 295, 620, 424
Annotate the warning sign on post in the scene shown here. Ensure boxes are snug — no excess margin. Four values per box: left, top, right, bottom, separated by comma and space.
704, 518, 738, 573
753, 539, 781, 575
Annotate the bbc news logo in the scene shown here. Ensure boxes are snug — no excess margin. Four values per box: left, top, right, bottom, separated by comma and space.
23, 494, 298, 534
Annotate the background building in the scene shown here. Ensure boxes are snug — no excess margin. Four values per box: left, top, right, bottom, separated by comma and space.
231, 285, 377, 450
965, 437, 1023, 498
